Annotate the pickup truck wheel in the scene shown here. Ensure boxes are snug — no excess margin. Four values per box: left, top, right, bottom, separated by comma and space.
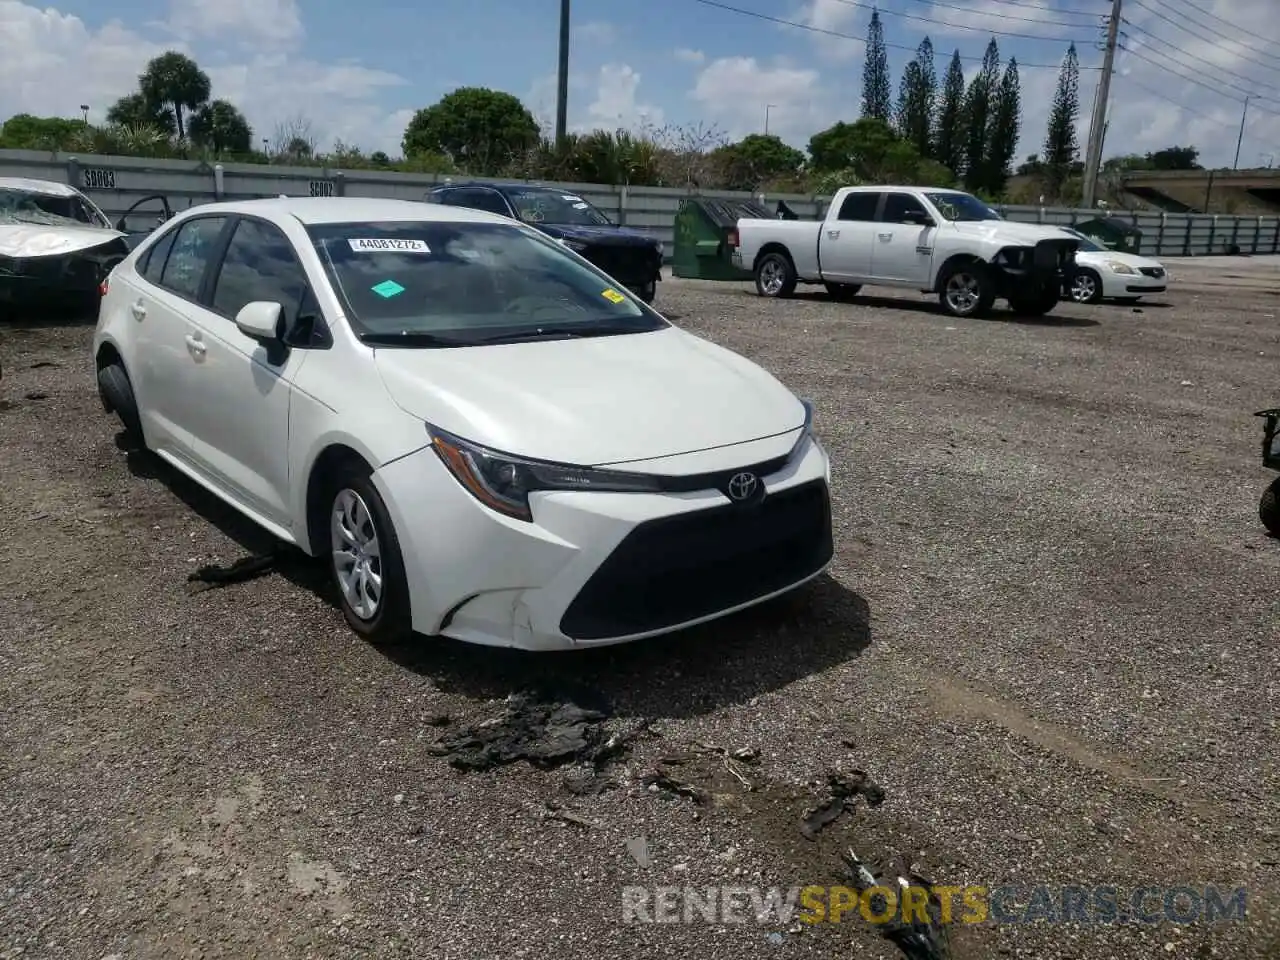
938, 263, 994, 318
1007, 282, 1060, 317
755, 252, 797, 298
824, 282, 861, 303
1261, 477, 1280, 538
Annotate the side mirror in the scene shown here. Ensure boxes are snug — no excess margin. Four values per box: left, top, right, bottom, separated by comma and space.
902, 210, 935, 227
235, 301, 284, 342
114, 217, 126, 231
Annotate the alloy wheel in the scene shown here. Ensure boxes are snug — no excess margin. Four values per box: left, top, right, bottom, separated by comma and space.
331, 488, 383, 620
945, 272, 980, 314
759, 258, 785, 295
1070, 273, 1098, 302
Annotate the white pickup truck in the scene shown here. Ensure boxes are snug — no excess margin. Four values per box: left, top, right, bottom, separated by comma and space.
730, 185, 1081, 319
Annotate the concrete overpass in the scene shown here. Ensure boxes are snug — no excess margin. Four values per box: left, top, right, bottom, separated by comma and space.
1120, 168, 1280, 214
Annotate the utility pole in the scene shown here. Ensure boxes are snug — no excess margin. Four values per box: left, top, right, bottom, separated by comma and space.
1233, 95, 1251, 170
1081, 0, 1123, 209
555, 0, 570, 147
764, 104, 776, 135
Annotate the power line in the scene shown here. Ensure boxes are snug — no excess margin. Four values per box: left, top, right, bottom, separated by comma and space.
1158, 0, 1280, 66
687, 0, 1099, 70
1126, 0, 1280, 73
1121, 20, 1280, 99
822, 0, 1089, 42
892, 0, 1099, 25
1119, 72, 1280, 159
1121, 44, 1280, 120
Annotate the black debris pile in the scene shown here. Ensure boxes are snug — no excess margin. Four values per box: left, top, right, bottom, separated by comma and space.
188, 552, 277, 589
23, 391, 48, 401
427, 691, 652, 785
800, 770, 886, 840
839, 849, 952, 960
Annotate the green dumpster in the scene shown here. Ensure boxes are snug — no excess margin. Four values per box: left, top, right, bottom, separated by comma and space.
672, 197, 772, 280
1072, 215, 1143, 255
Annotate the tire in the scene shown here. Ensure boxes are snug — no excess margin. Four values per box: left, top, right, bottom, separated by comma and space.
637, 280, 656, 305
1008, 282, 1060, 317
1261, 477, 1280, 538
824, 282, 862, 303
1067, 267, 1104, 304
754, 251, 797, 299
326, 469, 413, 645
937, 261, 995, 318
97, 362, 146, 449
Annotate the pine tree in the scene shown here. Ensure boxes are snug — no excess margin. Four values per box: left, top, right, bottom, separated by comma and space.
961, 38, 1001, 191
861, 8, 892, 122
895, 37, 936, 159
986, 59, 1021, 195
1043, 42, 1080, 199
934, 50, 965, 178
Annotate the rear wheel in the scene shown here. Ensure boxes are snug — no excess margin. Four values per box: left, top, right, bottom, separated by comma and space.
637, 279, 656, 304
327, 469, 413, 645
824, 282, 862, 303
97, 361, 145, 449
938, 262, 994, 318
754, 251, 797, 299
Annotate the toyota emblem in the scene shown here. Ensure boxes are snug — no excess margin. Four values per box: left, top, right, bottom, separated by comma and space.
727, 471, 759, 502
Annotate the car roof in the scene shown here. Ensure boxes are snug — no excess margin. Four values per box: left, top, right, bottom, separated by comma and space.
434, 181, 580, 195
0, 176, 85, 198
171, 196, 519, 226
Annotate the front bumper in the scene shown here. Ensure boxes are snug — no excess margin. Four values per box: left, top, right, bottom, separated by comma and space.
0, 241, 128, 303
373, 434, 834, 651
581, 244, 664, 291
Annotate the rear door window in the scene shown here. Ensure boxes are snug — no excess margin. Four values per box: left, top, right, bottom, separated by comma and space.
837, 192, 880, 221
158, 216, 228, 300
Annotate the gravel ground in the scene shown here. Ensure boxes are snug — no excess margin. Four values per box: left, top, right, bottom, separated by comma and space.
1, 264, 1278, 960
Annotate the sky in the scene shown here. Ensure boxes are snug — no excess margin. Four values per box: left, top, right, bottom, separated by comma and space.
1, 0, 1278, 170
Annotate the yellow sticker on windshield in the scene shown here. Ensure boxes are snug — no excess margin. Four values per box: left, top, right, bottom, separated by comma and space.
602, 288, 626, 303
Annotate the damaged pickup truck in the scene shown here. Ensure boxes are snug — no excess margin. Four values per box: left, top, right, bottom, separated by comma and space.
731, 185, 1080, 319
0, 177, 171, 314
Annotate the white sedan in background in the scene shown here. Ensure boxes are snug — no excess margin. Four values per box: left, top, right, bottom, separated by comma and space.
1059, 227, 1169, 304
92, 197, 834, 651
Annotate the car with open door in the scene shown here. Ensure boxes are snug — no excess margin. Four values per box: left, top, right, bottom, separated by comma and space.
93, 196, 833, 652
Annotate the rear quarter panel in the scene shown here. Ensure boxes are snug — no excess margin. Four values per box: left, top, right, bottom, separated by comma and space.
736, 219, 824, 280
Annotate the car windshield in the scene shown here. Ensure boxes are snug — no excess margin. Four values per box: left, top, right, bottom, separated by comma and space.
1062, 228, 1105, 252
307, 219, 668, 347
507, 189, 612, 226
0, 187, 104, 228
924, 192, 1003, 222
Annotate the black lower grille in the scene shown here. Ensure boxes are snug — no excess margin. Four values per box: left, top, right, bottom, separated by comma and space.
559, 479, 834, 640
1139, 266, 1165, 278
585, 245, 660, 286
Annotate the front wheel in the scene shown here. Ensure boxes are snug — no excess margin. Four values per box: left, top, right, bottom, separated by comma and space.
937, 262, 994, 318
327, 471, 413, 644
755, 251, 797, 299
1007, 282, 1060, 317
1261, 477, 1280, 538
636, 279, 656, 304
1067, 268, 1104, 304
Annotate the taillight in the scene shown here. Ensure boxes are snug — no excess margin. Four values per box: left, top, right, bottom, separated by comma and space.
727, 229, 739, 248
99, 277, 109, 297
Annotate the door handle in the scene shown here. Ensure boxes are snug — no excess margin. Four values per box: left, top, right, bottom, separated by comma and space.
130, 300, 146, 320
827, 229, 840, 239
877, 233, 893, 241
184, 334, 206, 357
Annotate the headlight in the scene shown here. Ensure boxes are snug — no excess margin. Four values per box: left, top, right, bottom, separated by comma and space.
557, 237, 588, 253
1105, 260, 1137, 275
427, 424, 662, 522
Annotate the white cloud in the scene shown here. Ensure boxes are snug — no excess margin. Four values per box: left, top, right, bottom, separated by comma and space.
585, 64, 664, 131
575, 21, 617, 46
0, 1, 411, 154
690, 56, 826, 146
790, 0, 863, 61
164, 0, 303, 50
674, 48, 706, 65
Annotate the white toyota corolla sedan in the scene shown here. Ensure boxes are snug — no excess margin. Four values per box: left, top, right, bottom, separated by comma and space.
93, 197, 834, 650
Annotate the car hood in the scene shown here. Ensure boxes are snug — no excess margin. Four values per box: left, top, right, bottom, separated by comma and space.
1074, 248, 1164, 270
372, 326, 805, 466
949, 220, 1081, 245
0, 221, 126, 258
534, 222, 659, 247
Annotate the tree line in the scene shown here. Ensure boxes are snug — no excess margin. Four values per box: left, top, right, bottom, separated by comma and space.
0, 46, 1208, 203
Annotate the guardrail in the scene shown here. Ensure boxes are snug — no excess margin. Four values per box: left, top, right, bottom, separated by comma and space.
4, 148, 1278, 260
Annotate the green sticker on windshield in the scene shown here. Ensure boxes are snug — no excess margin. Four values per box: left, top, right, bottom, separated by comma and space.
371, 280, 405, 298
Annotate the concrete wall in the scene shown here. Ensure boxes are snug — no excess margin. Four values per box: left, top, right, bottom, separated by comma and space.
5, 148, 1280, 260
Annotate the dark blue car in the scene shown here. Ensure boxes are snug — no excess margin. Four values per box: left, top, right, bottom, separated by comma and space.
423, 182, 664, 303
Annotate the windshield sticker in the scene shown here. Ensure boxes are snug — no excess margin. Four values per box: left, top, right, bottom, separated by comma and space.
348, 238, 430, 253
371, 280, 406, 298
562, 195, 582, 202
572, 202, 589, 209
601, 288, 626, 304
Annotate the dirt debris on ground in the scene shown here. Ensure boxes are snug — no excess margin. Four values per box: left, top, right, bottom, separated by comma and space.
2, 267, 1280, 959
